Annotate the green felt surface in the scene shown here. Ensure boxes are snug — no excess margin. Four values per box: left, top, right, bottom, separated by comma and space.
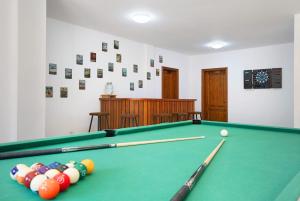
0, 121, 300, 201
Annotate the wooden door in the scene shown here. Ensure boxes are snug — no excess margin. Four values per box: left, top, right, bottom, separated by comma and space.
202, 68, 228, 121
162, 67, 179, 99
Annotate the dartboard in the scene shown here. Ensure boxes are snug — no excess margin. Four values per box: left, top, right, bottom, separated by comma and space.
255, 71, 269, 84
253, 69, 271, 88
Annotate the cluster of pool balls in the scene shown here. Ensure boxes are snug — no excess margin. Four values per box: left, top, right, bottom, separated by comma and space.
10, 159, 94, 200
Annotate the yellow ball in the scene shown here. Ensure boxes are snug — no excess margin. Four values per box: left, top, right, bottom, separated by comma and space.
81, 159, 94, 174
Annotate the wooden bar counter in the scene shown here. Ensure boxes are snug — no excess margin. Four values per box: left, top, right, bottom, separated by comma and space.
100, 98, 196, 129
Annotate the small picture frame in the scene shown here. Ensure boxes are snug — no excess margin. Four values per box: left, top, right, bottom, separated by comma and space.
138, 80, 143, 88
116, 53, 122, 63
90, 52, 96, 62
65, 68, 72, 79
159, 55, 163, 63
114, 40, 119, 49
79, 80, 85, 90
84, 68, 91, 78
49, 63, 57, 75
147, 72, 151, 80
60, 87, 68, 98
150, 59, 154, 67
130, 82, 134, 91
156, 69, 160, 76
102, 42, 108, 52
108, 62, 114, 72
133, 64, 138, 73
97, 69, 103, 78
46, 86, 53, 98
122, 68, 127, 77
76, 54, 83, 65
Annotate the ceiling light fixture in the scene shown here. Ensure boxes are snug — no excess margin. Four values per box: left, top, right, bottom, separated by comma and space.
206, 41, 228, 49
130, 13, 152, 24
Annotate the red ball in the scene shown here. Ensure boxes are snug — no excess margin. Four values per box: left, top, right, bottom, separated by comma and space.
53, 173, 70, 192
39, 179, 60, 200
24, 171, 39, 188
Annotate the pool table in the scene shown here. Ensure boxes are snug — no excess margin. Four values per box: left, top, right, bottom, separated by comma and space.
0, 121, 300, 201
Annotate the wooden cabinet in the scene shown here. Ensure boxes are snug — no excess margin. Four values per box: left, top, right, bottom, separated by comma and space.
100, 98, 196, 129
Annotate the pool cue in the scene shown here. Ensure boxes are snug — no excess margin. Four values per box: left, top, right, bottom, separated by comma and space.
170, 139, 225, 201
0, 136, 205, 160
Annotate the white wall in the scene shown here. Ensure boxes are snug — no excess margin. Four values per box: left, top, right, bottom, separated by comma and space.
0, 0, 46, 143
189, 43, 294, 127
46, 18, 189, 136
294, 14, 300, 128
17, 0, 46, 140
0, 0, 18, 142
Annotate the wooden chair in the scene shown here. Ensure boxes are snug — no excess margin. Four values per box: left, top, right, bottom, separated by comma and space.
172, 112, 189, 122
121, 114, 139, 128
153, 113, 172, 124
88, 112, 109, 132
188, 112, 202, 120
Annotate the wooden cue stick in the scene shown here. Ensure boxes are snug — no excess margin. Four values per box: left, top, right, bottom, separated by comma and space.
170, 139, 225, 201
0, 136, 205, 160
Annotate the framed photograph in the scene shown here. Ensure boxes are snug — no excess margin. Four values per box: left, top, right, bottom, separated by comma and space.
102, 42, 108, 52
90, 52, 96, 62
84, 68, 91, 78
65, 68, 72, 79
114, 40, 119, 49
108, 62, 114, 72
46, 86, 53, 98
133, 64, 138, 73
76, 54, 83, 65
60, 87, 68, 98
130, 82, 134, 91
122, 68, 127, 77
150, 59, 154, 67
147, 72, 151, 80
79, 80, 85, 90
156, 69, 160, 76
159, 55, 163, 63
97, 69, 103, 78
138, 80, 143, 88
116, 53, 122, 63
49, 63, 57, 75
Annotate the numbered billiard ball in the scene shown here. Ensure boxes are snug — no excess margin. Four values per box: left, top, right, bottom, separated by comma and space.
81, 159, 94, 175
10, 164, 28, 180
39, 179, 60, 200
30, 174, 48, 192
30, 163, 44, 171
37, 165, 50, 174
63, 168, 80, 184
74, 163, 87, 179
48, 162, 61, 169
53, 173, 70, 192
56, 164, 69, 172
45, 169, 60, 179
24, 171, 39, 188
16, 166, 33, 184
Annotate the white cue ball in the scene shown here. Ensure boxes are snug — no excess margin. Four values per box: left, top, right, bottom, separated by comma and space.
220, 129, 229, 137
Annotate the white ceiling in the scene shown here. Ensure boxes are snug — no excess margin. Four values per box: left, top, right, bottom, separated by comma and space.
47, 0, 300, 55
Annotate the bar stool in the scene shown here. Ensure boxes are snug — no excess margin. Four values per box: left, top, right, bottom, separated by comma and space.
172, 112, 189, 122
88, 112, 109, 132
153, 113, 172, 124
188, 112, 202, 120
121, 114, 139, 128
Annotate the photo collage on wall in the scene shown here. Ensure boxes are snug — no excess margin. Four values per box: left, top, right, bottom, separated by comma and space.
47, 39, 164, 97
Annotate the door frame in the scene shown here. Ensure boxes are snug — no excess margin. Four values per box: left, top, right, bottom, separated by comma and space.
162, 66, 179, 99
201, 67, 228, 121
